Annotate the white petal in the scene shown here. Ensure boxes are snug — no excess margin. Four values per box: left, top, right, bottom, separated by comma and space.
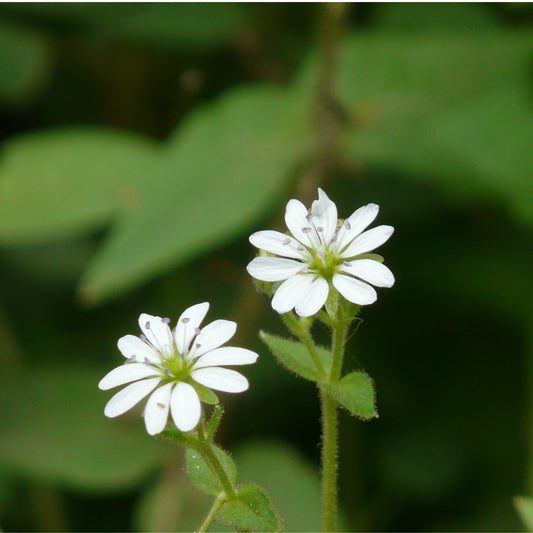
271, 274, 315, 314
170, 382, 201, 432
246, 256, 304, 282
190, 319, 237, 358
117, 335, 160, 363
175, 302, 210, 355
284, 199, 317, 248
333, 273, 377, 305
103, 377, 161, 418
193, 347, 258, 369
294, 277, 329, 317
249, 230, 305, 260
144, 382, 173, 435
98, 363, 160, 390
335, 203, 379, 252
341, 225, 394, 258
192, 367, 249, 393
311, 188, 338, 244
341, 259, 395, 288
138, 314, 174, 357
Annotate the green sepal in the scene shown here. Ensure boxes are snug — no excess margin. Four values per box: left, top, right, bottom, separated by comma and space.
260, 331, 330, 382
356, 253, 384, 263
158, 427, 198, 447
216, 483, 282, 532
514, 495, 533, 531
325, 286, 339, 318
186, 445, 237, 496
205, 405, 224, 441
323, 371, 377, 420
191, 381, 219, 405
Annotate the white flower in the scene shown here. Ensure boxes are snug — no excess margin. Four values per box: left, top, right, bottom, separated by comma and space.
247, 188, 395, 317
98, 303, 258, 435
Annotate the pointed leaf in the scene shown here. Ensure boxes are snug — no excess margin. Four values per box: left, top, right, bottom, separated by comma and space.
324, 371, 377, 420
260, 332, 330, 382
186, 446, 237, 496
217, 483, 282, 532
514, 495, 533, 532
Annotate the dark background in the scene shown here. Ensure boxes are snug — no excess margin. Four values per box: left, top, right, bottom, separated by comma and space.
0, 3, 532, 531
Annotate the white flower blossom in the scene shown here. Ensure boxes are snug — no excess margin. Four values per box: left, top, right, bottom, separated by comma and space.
247, 188, 395, 317
98, 303, 258, 435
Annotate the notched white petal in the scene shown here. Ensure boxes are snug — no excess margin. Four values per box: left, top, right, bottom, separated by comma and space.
103, 377, 161, 418
249, 230, 304, 260
117, 335, 159, 363
333, 273, 377, 306
170, 382, 201, 432
271, 274, 314, 314
285, 198, 316, 247
144, 382, 173, 435
311, 188, 338, 244
341, 225, 394, 258
294, 277, 329, 317
246, 256, 304, 282
98, 363, 160, 390
193, 347, 258, 369
341, 259, 395, 288
138, 313, 174, 356
192, 367, 249, 393
191, 319, 237, 358
175, 302, 210, 355
336, 203, 380, 251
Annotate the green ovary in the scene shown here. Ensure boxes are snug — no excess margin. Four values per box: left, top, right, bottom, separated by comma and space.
307, 248, 342, 281
163, 355, 192, 381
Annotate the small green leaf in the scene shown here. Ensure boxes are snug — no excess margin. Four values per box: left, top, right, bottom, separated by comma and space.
186, 446, 237, 496
260, 332, 330, 382
192, 381, 219, 405
324, 371, 377, 420
217, 483, 282, 532
514, 495, 533, 532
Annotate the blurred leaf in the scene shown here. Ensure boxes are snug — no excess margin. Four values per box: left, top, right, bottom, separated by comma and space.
236, 441, 321, 532
80, 86, 307, 304
186, 446, 237, 497
260, 331, 330, 382
514, 496, 533, 532
217, 483, 281, 533
324, 371, 377, 420
0, 364, 166, 491
0, 129, 157, 244
0, 18, 53, 105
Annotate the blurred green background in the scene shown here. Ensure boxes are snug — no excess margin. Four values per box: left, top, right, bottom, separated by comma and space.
0, 2, 532, 531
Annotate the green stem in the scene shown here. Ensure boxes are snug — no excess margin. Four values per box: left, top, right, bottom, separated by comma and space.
197, 493, 226, 533
330, 311, 350, 382
319, 385, 339, 532
197, 423, 237, 499
282, 312, 326, 379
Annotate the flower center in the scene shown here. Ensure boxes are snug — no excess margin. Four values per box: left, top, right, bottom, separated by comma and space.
161, 353, 193, 382
307, 245, 342, 281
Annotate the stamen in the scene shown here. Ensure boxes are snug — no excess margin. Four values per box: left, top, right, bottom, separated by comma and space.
156, 402, 165, 408
195, 327, 201, 336
302, 227, 312, 234
297, 245, 305, 251
181, 317, 190, 324
344, 220, 351, 230
140, 334, 147, 343
306, 212, 313, 221
196, 343, 202, 349
145, 321, 151, 330
330, 235, 337, 243
129, 355, 136, 363
317, 226, 324, 233
162, 317, 171, 324
144, 357, 152, 365
317, 249, 325, 259
343, 261, 352, 267
282, 238, 291, 246
164, 368, 171, 377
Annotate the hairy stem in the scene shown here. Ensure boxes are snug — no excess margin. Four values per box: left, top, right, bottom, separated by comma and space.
197, 493, 226, 533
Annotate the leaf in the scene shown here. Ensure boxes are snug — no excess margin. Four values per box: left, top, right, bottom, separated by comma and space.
80, 86, 306, 304
0, 129, 157, 244
0, 364, 166, 491
324, 371, 377, 420
260, 332, 330, 382
0, 18, 53, 104
514, 496, 533, 532
217, 483, 282, 533
186, 446, 237, 496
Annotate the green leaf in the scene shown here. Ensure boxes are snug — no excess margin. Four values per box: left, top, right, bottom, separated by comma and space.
0, 129, 157, 244
0, 18, 53, 104
324, 371, 377, 420
217, 483, 281, 532
260, 332, 330, 382
0, 364, 166, 491
79, 86, 306, 304
186, 446, 237, 496
514, 496, 533, 532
